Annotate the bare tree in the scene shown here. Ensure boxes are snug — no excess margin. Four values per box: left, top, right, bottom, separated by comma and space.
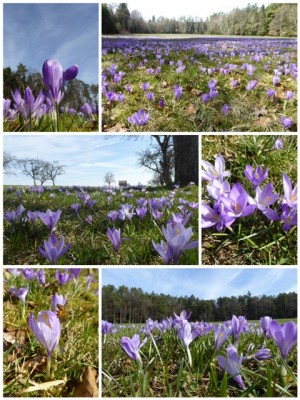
45, 161, 65, 186
4, 152, 17, 175
104, 171, 115, 187
137, 135, 174, 186
17, 159, 49, 186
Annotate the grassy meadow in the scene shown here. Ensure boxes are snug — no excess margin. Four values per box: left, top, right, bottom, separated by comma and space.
102, 318, 297, 397
4, 184, 198, 265
102, 36, 297, 132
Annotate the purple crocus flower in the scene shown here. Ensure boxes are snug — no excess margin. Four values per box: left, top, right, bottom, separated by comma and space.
221, 183, 255, 218
80, 102, 94, 116
152, 222, 198, 265
221, 104, 231, 116
178, 322, 199, 347
10, 286, 29, 306
215, 323, 232, 350
273, 138, 283, 150
38, 234, 71, 265
136, 206, 147, 220
217, 345, 245, 389
141, 82, 150, 91
208, 78, 217, 90
120, 334, 147, 361
38, 209, 61, 232
29, 310, 61, 357
267, 89, 276, 98
286, 91, 294, 101
141, 318, 158, 335
55, 270, 71, 286
158, 99, 165, 108
146, 91, 154, 101
69, 268, 81, 281
22, 268, 36, 280
173, 310, 191, 325
42, 59, 78, 105
27, 210, 40, 222
128, 110, 150, 126
107, 227, 124, 253
244, 165, 268, 188
269, 320, 297, 360
280, 116, 293, 130
253, 347, 271, 360
51, 293, 67, 312
102, 320, 114, 335
201, 155, 230, 182
231, 315, 247, 344
248, 183, 279, 221
3, 98, 11, 118
202, 202, 236, 231
107, 210, 118, 222
174, 84, 183, 100
23, 87, 45, 119
201, 93, 210, 103
281, 205, 297, 232
282, 174, 297, 209
37, 269, 46, 286
71, 203, 81, 214
246, 80, 258, 90
260, 316, 272, 338
7, 268, 21, 278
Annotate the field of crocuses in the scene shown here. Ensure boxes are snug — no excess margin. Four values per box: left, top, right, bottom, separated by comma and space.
3, 59, 98, 132
102, 311, 297, 397
102, 36, 297, 132
201, 135, 297, 265
4, 268, 98, 397
3, 184, 198, 265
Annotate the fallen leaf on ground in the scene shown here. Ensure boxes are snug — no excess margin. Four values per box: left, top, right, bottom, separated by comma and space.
73, 367, 98, 397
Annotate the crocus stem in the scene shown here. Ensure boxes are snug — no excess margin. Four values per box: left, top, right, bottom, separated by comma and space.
55, 103, 60, 132
280, 364, 287, 386
46, 356, 52, 380
186, 345, 192, 368
22, 304, 26, 321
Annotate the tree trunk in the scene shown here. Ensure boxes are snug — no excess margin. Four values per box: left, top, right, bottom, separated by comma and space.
173, 136, 198, 186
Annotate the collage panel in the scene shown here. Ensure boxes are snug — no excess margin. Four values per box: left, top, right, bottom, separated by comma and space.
3, 135, 198, 266
101, 3, 296, 133
102, 268, 297, 397
3, 3, 99, 132
3, 268, 99, 397
201, 134, 297, 266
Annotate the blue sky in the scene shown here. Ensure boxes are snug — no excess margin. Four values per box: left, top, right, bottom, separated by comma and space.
3, 135, 155, 186
102, 268, 297, 300
125, 1, 272, 21
4, 3, 98, 85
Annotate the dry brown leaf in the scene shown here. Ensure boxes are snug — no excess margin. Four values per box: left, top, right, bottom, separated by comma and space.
187, 104, 197, 115
191, 88, 201, 96
73, 367, 98, 397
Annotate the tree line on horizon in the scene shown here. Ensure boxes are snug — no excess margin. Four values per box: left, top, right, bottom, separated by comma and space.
102, 284, 297, 323
102, 3, 297, 37
4, 63, 99, 110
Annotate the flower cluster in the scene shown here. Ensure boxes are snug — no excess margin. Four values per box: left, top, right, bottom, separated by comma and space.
202, 154, 297, 232
4, 59, 97, 131
106, 309, 297, 390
